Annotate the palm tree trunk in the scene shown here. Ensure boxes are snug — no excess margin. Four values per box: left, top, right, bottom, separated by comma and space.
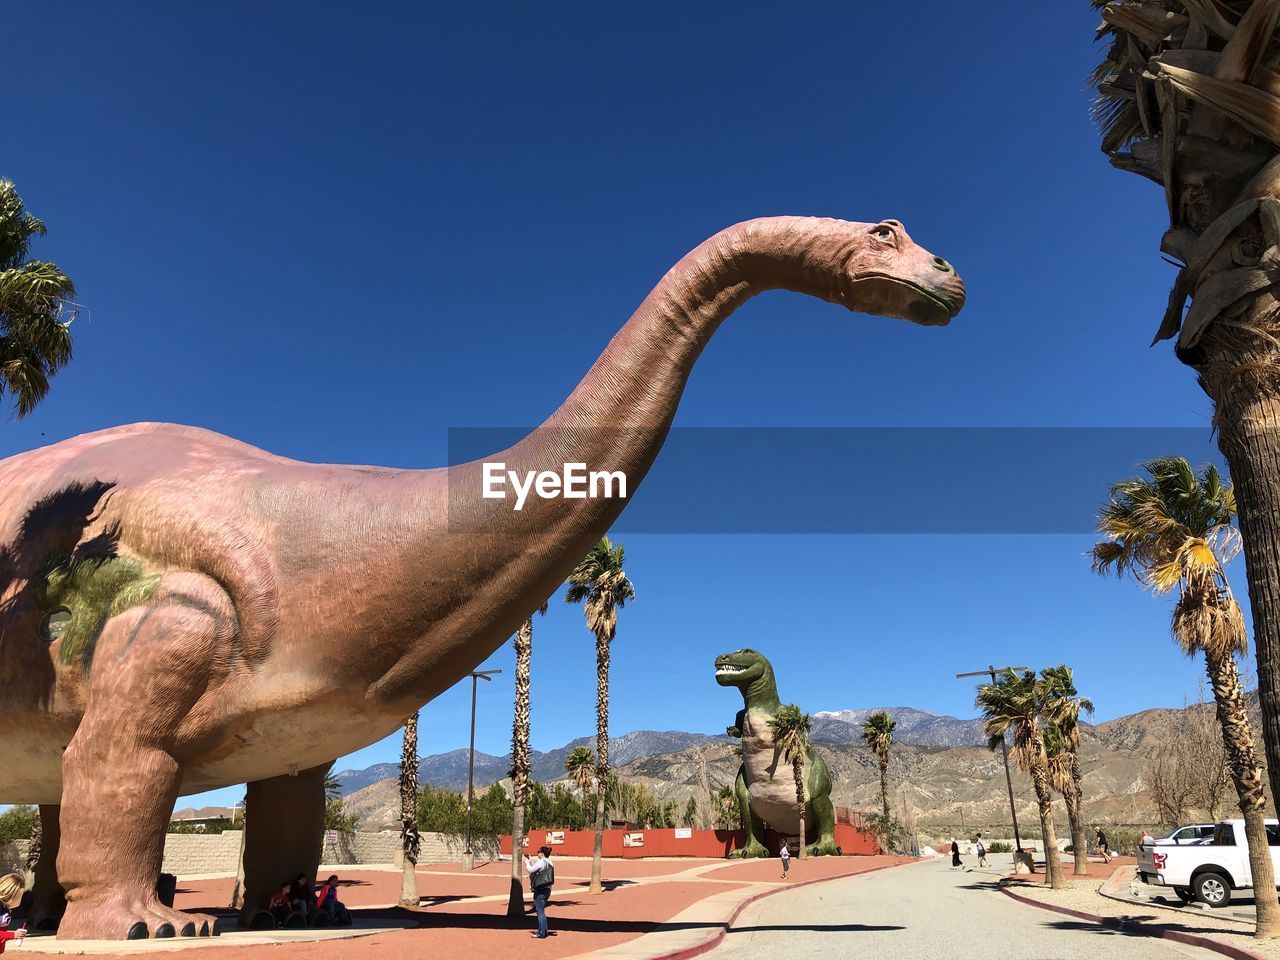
590, 631, 610, 895
1062, 767, 1088, 877
793, 757, 807, 860
879, 757, 890, 820
1212, 399, 1280, 830
1030, 760, 1065, 889
1204, 646, 1280, 939
1064, 778, 1085, 875
399, 712, 420, 907
507, 617, 533, 917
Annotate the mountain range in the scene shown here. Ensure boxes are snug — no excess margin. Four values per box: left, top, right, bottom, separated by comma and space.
339, 702, 1225, 833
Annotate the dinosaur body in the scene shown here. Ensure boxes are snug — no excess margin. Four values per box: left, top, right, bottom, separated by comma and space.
0, 217, 962, 939
716, 649, 839, 857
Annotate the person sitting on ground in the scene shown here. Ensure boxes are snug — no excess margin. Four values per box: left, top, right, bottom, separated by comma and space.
268, 882, 293, 927
288, 873, 310, 920
315, 874, 351, 925
0, 874, 28, 954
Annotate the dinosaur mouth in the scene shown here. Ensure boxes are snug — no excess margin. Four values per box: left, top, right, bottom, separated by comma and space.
856, 275, 962, 327
715, 664, 748, 677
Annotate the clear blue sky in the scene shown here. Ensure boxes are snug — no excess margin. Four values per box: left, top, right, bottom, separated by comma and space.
5, 3, 1229, 808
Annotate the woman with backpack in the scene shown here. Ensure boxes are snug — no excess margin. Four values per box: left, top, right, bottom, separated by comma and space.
524, 845, 555, 939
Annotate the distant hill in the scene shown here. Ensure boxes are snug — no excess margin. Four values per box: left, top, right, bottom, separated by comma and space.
340, 700, 1226, 832
810, 707, 988, 748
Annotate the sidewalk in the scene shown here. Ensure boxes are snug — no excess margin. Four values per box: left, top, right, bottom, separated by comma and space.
996, 864, 1279, 960
15, 855, 913, 958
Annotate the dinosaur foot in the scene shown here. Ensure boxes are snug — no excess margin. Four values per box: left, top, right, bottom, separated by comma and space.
805, 840, 842, 858
731, 842, 771, 859
59, 896, 217, 941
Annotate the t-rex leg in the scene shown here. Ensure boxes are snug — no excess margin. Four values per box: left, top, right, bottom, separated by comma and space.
30, 804, 65, 930
730, 767, 769, 859
806, 792, 841, 857
238, 762, 331, 928
56, 592, 229, 940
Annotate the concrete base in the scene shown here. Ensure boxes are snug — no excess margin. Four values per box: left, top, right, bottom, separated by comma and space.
1013, 851, 1034, 874
13, 917, 419, 955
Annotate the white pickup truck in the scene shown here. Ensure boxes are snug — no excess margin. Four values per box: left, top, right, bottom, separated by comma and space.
1137, 819, 1280, 907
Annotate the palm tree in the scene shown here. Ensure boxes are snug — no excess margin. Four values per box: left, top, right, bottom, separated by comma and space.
860, 711, 896, 820
565, 535, 634, 895
1093, 457, 1280, 937
768, 704, 812, 861
1040, 666, 1094, 877
507, 601, 547, 918
399, 712, 421, 907
564, 746, 596, 821
1088, 0, 1280, 842
0, 180, 75, 417
977, 670, 1066, 889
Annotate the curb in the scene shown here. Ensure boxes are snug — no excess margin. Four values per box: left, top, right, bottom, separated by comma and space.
998, 882, 1267, 960
651, 857, 923, 960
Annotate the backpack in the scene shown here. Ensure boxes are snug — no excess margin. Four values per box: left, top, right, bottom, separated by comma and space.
531, 861, 555, 891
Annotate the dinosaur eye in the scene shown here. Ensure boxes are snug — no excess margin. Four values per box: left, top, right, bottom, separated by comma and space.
874, 226, 895, 242
40, 609, 70, 643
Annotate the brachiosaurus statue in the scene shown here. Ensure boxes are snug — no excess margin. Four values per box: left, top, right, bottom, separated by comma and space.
0, 217, 963, 940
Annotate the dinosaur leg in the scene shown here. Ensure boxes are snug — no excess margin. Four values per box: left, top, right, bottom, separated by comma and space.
238, 762, 331, 928
805, 793, 841, 857
56, 596, 228, 940
30, 804, 66, 930
730, 768, 769, 859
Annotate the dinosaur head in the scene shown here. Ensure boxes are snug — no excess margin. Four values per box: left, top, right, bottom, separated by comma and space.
714, 648, 771, 690
835, 220, 965, 327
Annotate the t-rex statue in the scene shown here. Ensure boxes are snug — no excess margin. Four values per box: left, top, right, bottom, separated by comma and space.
0, 217, 962, 939
715, 648, 839, 857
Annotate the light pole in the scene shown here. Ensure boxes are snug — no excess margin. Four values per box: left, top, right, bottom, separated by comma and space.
957, 665, 1030, 869
463, 669, 502, 870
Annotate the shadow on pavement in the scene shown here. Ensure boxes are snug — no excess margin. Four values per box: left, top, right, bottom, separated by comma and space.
1040, 917, 1222, 940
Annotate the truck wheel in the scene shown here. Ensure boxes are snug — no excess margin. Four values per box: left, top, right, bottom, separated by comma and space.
1192, 873, 1231, 907
1173, 887, 1193, 903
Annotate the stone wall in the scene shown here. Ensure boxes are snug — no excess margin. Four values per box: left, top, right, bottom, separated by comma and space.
158, 831, 501, 878
161, 832, 246, 877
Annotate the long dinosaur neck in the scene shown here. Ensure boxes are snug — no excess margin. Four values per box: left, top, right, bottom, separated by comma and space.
451, 217, 854, 546
370, 218, 859, 702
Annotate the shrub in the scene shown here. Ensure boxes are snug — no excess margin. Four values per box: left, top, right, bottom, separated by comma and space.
987, 841, 1013, 854
0, 806, 35, 844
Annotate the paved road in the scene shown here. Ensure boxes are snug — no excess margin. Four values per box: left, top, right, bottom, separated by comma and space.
706, 860, 1220, 960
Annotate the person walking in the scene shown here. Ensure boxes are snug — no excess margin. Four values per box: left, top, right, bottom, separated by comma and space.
950, 838, 962, 869
1095, 828, 1111, 864
780, 841, 791, 879
974, 833, 988, 868
525, 845, 555, 939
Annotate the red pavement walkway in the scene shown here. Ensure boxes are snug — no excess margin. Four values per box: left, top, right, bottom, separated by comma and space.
58, 855, 908, 959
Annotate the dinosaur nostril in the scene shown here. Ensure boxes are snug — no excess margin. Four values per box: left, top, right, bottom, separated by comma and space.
932, 256, 953, 273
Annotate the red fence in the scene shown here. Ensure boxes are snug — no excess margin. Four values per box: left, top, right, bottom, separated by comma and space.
500, 822, 879, 859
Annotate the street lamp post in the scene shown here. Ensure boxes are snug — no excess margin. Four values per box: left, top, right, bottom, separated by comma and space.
463, 669, 502, 870
957, 665, 1030, 870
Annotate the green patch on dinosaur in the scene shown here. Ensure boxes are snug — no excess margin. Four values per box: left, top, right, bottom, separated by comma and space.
37, 555, 161, 665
